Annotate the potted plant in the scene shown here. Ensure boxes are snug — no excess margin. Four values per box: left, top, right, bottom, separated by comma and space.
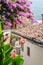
0, 23, 24, 65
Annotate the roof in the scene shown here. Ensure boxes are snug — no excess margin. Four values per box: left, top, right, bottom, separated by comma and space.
11, 22, 43, 47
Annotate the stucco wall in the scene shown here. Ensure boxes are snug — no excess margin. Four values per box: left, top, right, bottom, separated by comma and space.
21, 40, 43, 65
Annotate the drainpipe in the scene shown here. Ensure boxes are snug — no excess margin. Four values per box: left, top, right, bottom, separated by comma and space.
42, 14, 43, 23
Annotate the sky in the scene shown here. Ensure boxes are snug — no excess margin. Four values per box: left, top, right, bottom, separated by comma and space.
30, 0, 43, 20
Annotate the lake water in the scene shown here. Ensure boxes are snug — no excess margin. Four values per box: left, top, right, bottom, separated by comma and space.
30, 0, 43, 20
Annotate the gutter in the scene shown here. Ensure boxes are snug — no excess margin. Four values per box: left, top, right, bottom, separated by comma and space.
11, 31, 43, 48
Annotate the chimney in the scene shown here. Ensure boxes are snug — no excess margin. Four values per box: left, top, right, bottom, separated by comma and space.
42, 14, 43, 23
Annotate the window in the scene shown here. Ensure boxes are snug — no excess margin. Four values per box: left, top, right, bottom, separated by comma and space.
27, 47, 30, 56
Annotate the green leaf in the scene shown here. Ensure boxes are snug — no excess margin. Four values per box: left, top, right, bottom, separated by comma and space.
0, 32, 3, 40
2, 44, 13, 56
0, 23, 3, 40
11, 0, 14, 3
4, 56, 12, 65
5, 46, 13, 54
13, 55, 24, 65
0, 48, 4, 65
2, 44, 10, 52
0, 23, 2, 35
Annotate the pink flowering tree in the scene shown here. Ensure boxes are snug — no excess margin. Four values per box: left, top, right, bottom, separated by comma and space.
0, 0, 37, 28
0, 0, 38, 65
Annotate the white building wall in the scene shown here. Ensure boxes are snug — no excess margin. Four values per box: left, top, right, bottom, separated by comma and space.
21, 40, 43, 65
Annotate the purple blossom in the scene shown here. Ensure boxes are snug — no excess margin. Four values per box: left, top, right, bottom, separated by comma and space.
33, 18, 38, 23
2, 15, 6, 20
8, 5, 12, 10
14, 18, 17, 21
6, 12, 10, 16
14, 18, 20, 24
24, 1, 32, 8
1, 0, 4, 2
16, 20, 20, 24
0, 4, 2, 8
30, 17, 38, 24
6, 22, 12, 26
12, 3, 17, 8
25, 12, 33, 18
18, 0, 26, 4
26, 1, 32, 6
17, 18, 24, 25
20, 6, 24, 10
0, 0, 38, 27
25, 13, 30, 18
6, 0, 11, 4
18, 12, 25, 16
33, 20, 38, 25
27, 8, 32, 13
16, 3, 24, 10
29, 13, 33, 17
0, 0, 1, 2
